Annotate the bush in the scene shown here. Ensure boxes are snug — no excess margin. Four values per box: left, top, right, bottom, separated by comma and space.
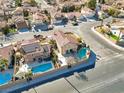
0, 58, 8, 71
2, 26, 16, 35
23, 10, 29, 17
107, 7, 120, 17
87, 0, 96, 10
15, 0, 22, 7
61, 5, 75, 12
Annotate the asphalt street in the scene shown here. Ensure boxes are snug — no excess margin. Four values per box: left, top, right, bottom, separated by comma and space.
22, 19, 124, 93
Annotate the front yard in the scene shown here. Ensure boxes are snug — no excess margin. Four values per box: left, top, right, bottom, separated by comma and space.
95, 26, 119, 42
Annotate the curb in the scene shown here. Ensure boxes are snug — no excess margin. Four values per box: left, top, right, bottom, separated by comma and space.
91, 27, 124, 51
0, 43, 12, 48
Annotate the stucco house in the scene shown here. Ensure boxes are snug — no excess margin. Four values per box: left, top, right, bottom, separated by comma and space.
15, 20, 29, 32
12, 7, 24, 16
53, 12, 68, 25
32, 11, 49, 31
110, 20, 124, 39
20, 42, 51, 63
53, 31, 79, 55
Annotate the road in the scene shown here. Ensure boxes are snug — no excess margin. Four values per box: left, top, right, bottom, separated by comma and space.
22, 19, 124, 93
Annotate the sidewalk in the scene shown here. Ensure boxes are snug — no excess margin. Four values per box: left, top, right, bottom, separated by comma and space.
91, 27, 124, 51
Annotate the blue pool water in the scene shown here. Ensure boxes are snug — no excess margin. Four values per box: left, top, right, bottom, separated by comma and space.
32, 63, 53, 73
0, 71, 13, 85
19, 28, 29, 32
77, 48, 87, 59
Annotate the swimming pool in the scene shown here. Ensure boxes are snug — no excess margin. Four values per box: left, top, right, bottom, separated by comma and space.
0, 71, 13, 85
32, 63, 53, 74
77, 48, 87, 60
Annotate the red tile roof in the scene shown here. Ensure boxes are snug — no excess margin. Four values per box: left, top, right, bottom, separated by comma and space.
65, 12, 81, 18
0, 45, 12, 60
54, 31, 79, 47
15, 20, 28, 29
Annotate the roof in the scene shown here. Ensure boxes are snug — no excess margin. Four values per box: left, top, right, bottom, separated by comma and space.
21, 42, 50, 54
13, 7, 23, 14
0, 9, 4, 16
22, 0, 32, 3
12, 15, 24, 22
101, 4, 111, 11
81, 7, 93, 15
23, 7, 38, 13
15, 20, 28, 29
21, 43, 41, 54
54, 12, 65, 19
0, 45, 12, 60
54, 31, 79, 47
32, 12, 48, 23
65, 12, 81, 19
0, 20, 7, 29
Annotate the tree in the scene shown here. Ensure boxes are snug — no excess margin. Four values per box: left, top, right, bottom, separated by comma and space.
15, 0, 22, 7
87, 0, 96, 10
61, 5, 75, 12
30, 0, 37, 6
23, 10, 29, 17
107, 7, 120, 17
2, 26, 10, 35
98, 12, 105, 26
25, 70, 33, 81
0, 58, 8, 71
49, 39, 57, 49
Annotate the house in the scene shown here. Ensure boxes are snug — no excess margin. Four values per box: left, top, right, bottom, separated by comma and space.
53, 31, 79, 55
111, 26, 124, 39
15, 20, 29, 32
23, 7, 38, 14
22, 0, 37, 7
0, 9, 4, 17
81, 7, 95, 19
53, 12, 67, 25
0, 20, 7, 30
0, 45, 12, 60
22, 0, 32, 7
32, 11, 49, 31
65, 12, 81, 21
20, 42, 51, 63
110, 20, 124, 42
12, 7, 24, 16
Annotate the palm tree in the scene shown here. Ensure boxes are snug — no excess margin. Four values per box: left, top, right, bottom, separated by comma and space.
25, 70, 33, 81
0, 58, 8, 71
49, 39, 57, 49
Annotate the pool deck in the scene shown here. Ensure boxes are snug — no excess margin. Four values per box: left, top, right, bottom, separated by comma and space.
0, 51, 96, 93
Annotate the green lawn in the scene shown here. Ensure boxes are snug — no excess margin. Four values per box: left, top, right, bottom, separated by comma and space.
110, 34, 118, 41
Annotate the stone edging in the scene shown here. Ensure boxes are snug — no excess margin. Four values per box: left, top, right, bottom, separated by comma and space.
91, 27, 124, 51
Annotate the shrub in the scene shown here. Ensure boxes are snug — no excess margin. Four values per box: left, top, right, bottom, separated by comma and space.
87, 0, 96, 10
61, 5, 75, 12
107, 7, 120, 17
